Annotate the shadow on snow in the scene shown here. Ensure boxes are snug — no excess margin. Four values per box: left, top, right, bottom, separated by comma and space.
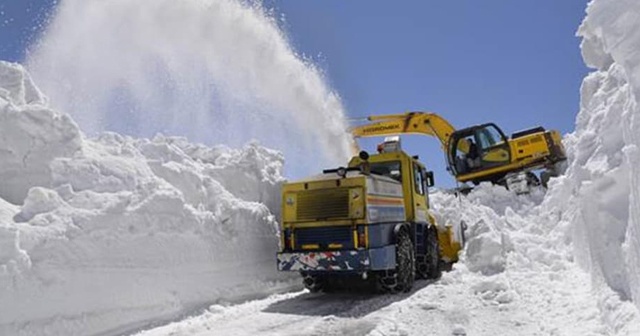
263, 279, 436, 318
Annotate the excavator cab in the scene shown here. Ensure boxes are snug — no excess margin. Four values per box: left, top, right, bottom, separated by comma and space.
447, 123, 511, 179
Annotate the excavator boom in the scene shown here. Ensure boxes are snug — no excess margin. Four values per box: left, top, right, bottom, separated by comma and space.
350, 112, 471, 157
351, 112, 457, 149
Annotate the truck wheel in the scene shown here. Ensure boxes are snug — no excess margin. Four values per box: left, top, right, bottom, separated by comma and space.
302, 273, 324, 293
417, 226, 442, 280
424, 227, 442, 279
378, 230, 415, 293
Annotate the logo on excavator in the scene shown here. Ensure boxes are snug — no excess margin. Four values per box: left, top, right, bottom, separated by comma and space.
362, 125, 400, 133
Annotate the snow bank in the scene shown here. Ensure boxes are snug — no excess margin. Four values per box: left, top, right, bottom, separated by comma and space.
431, 185, 550, 279
427, 2, 640, 332
0, 62, 81, 205
554, 0, 640, 329
430, 182, 639, 335
0, 61, 292, 336
27, 0, 353, 176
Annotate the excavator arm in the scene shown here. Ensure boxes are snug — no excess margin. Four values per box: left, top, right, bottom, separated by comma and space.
350, 111, 466, 152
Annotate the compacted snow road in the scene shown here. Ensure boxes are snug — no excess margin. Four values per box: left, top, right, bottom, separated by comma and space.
134, 261, 607, 336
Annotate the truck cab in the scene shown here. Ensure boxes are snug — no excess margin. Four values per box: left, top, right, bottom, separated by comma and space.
277, 137, 463, 293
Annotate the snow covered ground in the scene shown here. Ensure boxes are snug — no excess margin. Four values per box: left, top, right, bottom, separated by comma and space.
2, 0, 640, 335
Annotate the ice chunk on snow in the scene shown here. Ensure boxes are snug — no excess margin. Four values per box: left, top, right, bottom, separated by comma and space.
14, 187, 68, 223
464, 219, 508, 275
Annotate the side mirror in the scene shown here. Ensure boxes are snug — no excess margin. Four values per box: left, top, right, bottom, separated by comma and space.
359, 150, 369, 161
424, 171, 435, 187
359, 151, 370, 175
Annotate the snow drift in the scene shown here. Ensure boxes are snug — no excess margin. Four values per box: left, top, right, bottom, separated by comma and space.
0, 61, 292, 336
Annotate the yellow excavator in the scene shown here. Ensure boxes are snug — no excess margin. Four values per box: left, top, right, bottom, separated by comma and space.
351, 112, 567, 192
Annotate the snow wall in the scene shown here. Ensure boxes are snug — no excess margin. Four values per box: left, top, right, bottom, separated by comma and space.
569, 0, 640, 323
431, 0, 640, 334
0, 61, 295, 336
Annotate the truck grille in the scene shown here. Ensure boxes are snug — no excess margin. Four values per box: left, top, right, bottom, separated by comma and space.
295, 226, 353, 249
296, 188, 350, 221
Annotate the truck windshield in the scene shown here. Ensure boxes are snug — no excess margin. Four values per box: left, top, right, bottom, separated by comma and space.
369, 161, 402, 182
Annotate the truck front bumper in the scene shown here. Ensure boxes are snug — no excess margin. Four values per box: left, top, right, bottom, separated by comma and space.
277, 246, 396, 272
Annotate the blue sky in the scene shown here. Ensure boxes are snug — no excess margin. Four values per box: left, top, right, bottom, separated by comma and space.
0, 1, 56, 62
270, 0, 590, 186
1, 0, 590, 187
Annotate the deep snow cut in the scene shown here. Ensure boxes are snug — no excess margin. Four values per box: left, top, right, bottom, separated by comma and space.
3, 0, 640, 335
27, 0, 352, 177
0, 61, 295, 336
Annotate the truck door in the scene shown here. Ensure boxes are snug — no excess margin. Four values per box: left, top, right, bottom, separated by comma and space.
412, 162, 429, 224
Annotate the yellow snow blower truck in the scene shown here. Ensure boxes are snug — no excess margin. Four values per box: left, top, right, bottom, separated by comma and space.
276, 137, 463, 293
351, 112, 567, 193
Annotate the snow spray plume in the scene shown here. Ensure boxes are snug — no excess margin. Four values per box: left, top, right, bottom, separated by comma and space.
27, 0, 352, 176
